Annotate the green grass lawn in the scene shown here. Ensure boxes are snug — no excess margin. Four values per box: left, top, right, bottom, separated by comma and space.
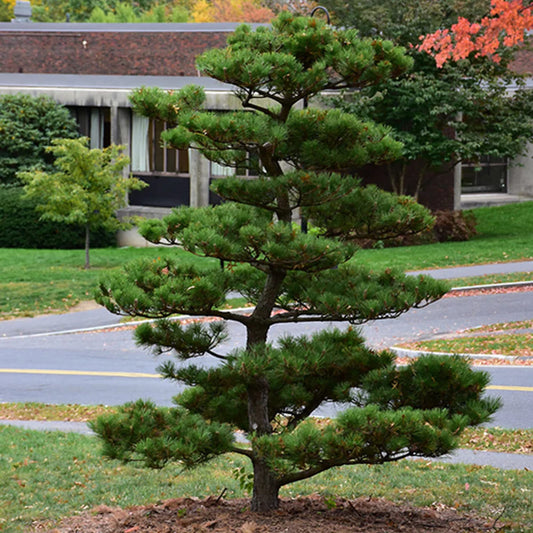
0, 425, 531, 532
1, 202, 532, 319
2, 402, 531, 454
0, 247, 206, 318
401, 333, 533, 357
397, 319, 533, 357
355, 201, 533, 271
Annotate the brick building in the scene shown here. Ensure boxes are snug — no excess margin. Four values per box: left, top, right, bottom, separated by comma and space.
0, 18, 531, 243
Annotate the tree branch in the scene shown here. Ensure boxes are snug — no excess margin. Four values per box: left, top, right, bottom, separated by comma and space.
278, 451, 414, 487
230, 445, 254, 459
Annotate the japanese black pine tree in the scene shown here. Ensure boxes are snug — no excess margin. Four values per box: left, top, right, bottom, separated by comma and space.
92, 13, 500, 512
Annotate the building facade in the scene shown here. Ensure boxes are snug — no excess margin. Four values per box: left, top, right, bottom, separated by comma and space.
0, 19, 531, 243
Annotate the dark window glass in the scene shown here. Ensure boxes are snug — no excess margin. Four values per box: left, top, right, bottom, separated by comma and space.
149, 119, 189, 174
462, 157, 507, 193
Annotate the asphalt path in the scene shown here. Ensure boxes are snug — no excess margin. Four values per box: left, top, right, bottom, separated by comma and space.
407, 259, 533, 279
0, 290, 531, 428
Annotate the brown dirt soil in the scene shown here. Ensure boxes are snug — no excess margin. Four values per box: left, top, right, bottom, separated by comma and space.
39, 495, 493, 532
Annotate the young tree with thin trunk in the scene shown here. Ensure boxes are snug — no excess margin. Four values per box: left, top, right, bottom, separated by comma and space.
92, 13, 500, 513
19, 137, 145, 269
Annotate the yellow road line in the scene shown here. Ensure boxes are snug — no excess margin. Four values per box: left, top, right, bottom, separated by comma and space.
0, 368, 160, 379
0, 369, 532, 390
486, 385, 533, 392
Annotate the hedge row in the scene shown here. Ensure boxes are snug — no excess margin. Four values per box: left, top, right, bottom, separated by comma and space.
0, 187, 116, 249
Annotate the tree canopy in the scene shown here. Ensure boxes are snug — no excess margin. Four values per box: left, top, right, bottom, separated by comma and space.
320, 0, 492, 44
29, 0, 316, 22
0, 0, 13, 21
324, 0, 533, 199
18, 137, 145, 268
0, 94, 79, 186
419, 0, 533, 67
190, 0, 274, 22
92, 13, 499, 513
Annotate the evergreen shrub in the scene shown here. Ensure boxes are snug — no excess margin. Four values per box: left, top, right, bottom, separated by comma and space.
0, 186, 116, 249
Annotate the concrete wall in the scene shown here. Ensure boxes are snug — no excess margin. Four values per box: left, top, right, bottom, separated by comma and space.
508, 143, 533, 197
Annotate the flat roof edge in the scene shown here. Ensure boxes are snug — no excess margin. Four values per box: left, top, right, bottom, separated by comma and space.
0, 22, 265, 33
0, 74, 235, 90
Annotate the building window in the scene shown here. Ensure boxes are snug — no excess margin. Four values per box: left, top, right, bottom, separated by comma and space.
209, 154, 260, 205
461, 156, 507, 193
149, 119, 189, 174
131, 115, 189, 175
210, 152, 260, 178
68, 107, 110, 148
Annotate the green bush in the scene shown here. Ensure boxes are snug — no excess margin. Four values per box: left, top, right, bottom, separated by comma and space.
0, 94, 79, 185
351, 209, 478, 249
0, 186, 116, 249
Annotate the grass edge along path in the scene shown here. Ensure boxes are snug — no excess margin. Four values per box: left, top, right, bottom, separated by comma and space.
398, 333, 532, 358
0, 402, 531, 455
395, 319, 533, 359
0, 424, 531, 533
1, 201, 533, 319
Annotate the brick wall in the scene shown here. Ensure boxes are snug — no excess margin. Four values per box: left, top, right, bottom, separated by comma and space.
359, 163, 455, 212
0, 30, 229, 75
511, 48, 533, 76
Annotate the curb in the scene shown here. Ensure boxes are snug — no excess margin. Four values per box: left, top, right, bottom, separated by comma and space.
448, 280, 533, 292
390, 346, 531, 363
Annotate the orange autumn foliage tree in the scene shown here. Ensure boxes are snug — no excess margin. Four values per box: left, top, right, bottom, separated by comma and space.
191, 0, 274, 22
419, 0, 533, 66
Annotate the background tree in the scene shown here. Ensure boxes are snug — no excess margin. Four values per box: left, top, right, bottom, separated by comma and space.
262, 0, 317, 16
420, 0, 533, 67
0, 94, 79, 185
331, 60, 533, 199
31, 0, 91, 22
320, 0, 492, 44
92, 14, 499, 513
322, 0, 533, 200
30, 0, 309, 23
18, 137, 146, 269
190, 0, 274, 22
31, 0, 191, 22
0, 0, 14, 21
88, 0, 189, 22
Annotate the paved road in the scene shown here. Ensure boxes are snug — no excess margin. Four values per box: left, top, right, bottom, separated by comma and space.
0, 261, 532, 471
0, 291, 531, 428
1, 260, 532, 339
407, 260, 533, 279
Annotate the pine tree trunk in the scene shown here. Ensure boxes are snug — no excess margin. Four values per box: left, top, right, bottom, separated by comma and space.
251, 459, 280, 511
247, 324, 279, 510
245, 270, 286, 511
84, 223, 91, 270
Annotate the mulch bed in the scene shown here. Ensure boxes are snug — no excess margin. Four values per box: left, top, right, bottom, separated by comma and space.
39, 495, 494, 532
